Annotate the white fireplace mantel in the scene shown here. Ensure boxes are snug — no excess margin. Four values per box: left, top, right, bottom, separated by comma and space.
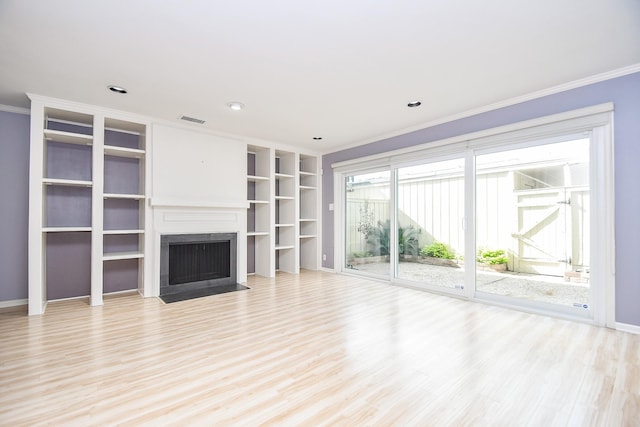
146, 124, 249, 298
148, 203, 248, 297
150, 198, 249, 210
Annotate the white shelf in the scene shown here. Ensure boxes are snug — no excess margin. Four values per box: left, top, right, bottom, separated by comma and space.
299, 234, 317, 239
149, 198, 249, 209
299, 185, 316, 190
43, 227, 92, 232
275, 245, 295, 250
275, 195, 294, 200
275, 223, 295, 227
44, 129, 93, 146
103, 229, 145, 235
247, 231, 270, 236
299, 218, 317, 222
103, 251, 144, 261
104, 145, 145, 158
248, 199, 269, 204
275, 172, 294, 179
247, 174, 269, 182
103, 193, 145, 200
43, 178, 92, 187
299, 170, 316, 176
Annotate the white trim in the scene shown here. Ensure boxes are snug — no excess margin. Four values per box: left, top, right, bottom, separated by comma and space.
616, 322, 640, 335
47, 294, 90, 303
328, 64, 639, 154
0, 299, 28, 308
333, 172, 344, 274
149, 199, 250, 209
103, 289, 139, 297
0, 104, 30, 115
320, 267, 336, 274
589, 121, 616, 327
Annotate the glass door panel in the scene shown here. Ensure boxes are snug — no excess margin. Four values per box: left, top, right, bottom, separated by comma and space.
396, 158, 465, 290
345, 170, 391, 278
475, 138, 590, 309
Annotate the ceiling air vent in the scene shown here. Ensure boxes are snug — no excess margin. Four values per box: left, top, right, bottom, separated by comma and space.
179, 115, 206, 124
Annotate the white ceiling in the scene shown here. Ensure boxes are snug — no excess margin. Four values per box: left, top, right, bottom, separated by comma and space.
1, 1, 639, 153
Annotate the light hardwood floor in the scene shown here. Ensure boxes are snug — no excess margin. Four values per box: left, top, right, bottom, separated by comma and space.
1, 271, 638, 426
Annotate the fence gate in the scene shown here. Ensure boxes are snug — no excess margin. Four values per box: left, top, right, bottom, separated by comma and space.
511, 186, 573, 276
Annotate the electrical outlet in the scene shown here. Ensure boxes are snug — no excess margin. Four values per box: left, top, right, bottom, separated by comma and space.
323, 254, 327, 261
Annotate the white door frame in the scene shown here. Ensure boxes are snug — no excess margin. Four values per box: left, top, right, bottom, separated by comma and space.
333, 104, 615, 327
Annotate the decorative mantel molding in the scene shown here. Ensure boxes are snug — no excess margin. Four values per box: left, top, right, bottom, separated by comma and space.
149, 198, 249, 209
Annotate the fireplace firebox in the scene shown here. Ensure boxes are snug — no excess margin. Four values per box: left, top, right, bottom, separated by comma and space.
160, 233, 237, 296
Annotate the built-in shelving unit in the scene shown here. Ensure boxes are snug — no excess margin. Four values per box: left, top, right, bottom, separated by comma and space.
101, 118, 147, 296
28, 96, 150, 315
299, 154, 319, 270
274, 150, 297, 273
246, 145, 320, 278
247, 145, 274, 277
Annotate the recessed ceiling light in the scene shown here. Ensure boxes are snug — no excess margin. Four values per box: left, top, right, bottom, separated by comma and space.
108, 85, 127, 94
227, 102, 244, 111
313, 137, 323, 140
407, 101, 421, 107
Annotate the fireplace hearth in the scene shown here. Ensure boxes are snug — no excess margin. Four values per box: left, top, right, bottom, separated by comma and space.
160, 233, 246, 302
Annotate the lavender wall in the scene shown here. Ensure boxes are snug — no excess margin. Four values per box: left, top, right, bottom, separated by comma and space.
322, 72, 640, 326
0, 110, 30, 302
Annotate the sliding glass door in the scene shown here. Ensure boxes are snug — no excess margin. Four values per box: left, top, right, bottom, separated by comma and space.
475, 138, 591, 310
344, 170, 390, 279
396, 158, 466, 292
338, 109, 611, 323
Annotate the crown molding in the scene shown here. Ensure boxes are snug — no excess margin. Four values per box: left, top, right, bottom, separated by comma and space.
0, 104, 30, 115
328, 63, 640, 155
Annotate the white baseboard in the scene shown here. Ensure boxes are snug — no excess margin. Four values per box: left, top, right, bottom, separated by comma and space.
320, 267, 336, 273
616, 322, 640, 335
0, 299, 28, 308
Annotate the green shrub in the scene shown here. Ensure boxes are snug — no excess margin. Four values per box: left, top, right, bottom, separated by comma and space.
350, 251, 372, 258
365, 220, 421, 257
420, 242, 456, 259
398, 225, 420, 257
476, 248, 508, 265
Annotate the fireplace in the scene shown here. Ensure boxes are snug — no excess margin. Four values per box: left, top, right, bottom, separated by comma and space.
160, 233, 237, 296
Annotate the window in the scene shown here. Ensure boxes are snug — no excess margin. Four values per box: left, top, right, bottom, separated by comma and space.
334, 105, 614, 325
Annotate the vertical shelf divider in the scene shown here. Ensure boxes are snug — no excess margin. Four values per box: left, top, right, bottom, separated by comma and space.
142, 129, 152, 296
91, 115, 105, 306
28, 98, 46, 315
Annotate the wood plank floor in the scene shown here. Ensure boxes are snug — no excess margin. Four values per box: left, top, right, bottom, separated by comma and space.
1, 271, 638, 426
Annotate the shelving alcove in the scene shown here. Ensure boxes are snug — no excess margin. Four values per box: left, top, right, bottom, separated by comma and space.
298, 154, 320, 271
28, 95, 151, 315
246, 144, 320, 278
